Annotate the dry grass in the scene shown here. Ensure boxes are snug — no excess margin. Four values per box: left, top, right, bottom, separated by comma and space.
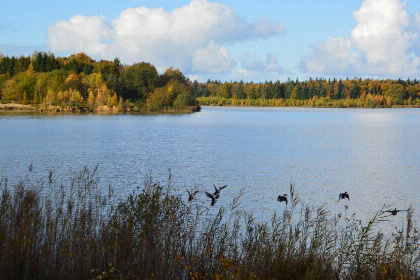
0, 168, 419, 279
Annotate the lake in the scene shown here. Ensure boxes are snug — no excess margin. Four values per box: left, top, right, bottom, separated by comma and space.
1, 107, 419, 229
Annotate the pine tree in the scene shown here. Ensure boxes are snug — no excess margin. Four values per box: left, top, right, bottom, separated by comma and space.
236, 83, 245, 99
334, 80, 344, 99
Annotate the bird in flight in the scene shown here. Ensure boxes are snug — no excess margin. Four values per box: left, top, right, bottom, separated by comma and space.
187, 189, 199, 202
205, 191, 217, 206
277, 194, 288, 205
213, 184, 227, 199
339, 192, 350, 200
381, 208, 408, 216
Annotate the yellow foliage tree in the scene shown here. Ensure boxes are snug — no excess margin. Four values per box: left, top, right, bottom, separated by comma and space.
65, 74, 80, 90
70, 90, 84, 104
2, 79, 21, 101
22, 92, 28, 104
117, 97, 124, 112
87, 90, 95, 110
108, 92, 118, 106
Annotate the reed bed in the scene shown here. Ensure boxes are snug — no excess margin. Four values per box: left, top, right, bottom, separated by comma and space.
0, 167, 419, 279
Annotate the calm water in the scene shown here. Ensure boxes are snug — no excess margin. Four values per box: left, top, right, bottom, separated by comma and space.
1, 107, 419, 229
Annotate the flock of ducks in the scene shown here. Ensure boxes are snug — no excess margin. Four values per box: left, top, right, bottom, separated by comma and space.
188, 187, 408, 217
186, 184, 228, 206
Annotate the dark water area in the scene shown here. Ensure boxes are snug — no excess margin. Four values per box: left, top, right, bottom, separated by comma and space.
1, 107, 419, 230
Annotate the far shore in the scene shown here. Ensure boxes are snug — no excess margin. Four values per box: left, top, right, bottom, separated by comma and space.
202, 104, 420, 109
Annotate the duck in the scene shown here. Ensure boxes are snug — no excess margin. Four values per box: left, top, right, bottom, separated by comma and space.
382, 208, 408, 216
277, 194, 288, 204
213, 184, 227, 199
187, 190, 199, 202
339, 192, 350, 200
205, 191, 217, 206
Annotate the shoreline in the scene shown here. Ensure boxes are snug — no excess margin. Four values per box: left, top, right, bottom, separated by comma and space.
202, 104, 420, 109
197, 96, 420, 109
1, 102, 418, 115
0, 103, 201, 114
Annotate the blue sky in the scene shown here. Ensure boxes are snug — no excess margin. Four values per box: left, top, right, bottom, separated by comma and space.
1, 0, 420, 81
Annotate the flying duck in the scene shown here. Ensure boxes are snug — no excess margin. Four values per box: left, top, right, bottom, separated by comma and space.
277, 194, 288, 204
205, 191, 217, 206
382, 208, 408, 216
187, 190, 199, 202
213, 184, 227, 199
339, 192, 350, 200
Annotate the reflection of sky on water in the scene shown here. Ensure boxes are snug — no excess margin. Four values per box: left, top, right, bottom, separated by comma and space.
0, 107, 419, 234
351, 110, 400, 125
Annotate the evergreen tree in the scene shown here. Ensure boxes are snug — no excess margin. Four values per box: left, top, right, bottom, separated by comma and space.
334, 80, 344, 99
236, 83, 245, 99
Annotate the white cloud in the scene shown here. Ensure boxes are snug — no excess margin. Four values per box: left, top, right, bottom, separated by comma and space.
300, 0, 420, 78
48, 15, 112, 56
300, 37, 361, 75
47, 0, 284, 74
241, 53, 283, 73
192, 42, 236, 73
351, 0, 411, 63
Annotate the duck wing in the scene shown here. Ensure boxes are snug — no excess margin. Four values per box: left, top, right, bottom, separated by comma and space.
205, 191, 214, 199
211, 197, 216, 206
205, 191, 216, 206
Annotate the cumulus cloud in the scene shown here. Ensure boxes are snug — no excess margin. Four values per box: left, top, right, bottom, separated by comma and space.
47, 0, 284, 74
48, 15, 112, 56
300, 0, 420, 77
351, 0, 412, 63
241, 53, 283, 73
192, 42, 236, 73
300, 37, 361, 75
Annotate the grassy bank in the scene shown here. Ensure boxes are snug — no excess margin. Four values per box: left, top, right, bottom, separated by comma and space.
0, 102, 200, 114
0, 167, 419, 279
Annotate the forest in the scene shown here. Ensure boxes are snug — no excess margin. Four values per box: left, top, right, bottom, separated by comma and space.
1, 51, 420, 112
195, 78, 420, 108
0, 52, 199, 112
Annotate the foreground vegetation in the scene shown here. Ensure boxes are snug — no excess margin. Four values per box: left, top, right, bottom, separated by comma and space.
0, 167, 419, 279
0, 52, 199, 113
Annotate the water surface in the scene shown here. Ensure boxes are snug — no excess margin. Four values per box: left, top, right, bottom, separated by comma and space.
1, 107, 419, 229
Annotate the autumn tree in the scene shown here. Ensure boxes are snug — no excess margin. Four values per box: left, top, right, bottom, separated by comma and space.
385, 84, 406, 104
1, 79, 21, 101
87, 90, 95, 111
218, 83, 232, 99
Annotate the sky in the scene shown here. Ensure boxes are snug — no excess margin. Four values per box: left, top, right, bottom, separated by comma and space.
1, 0, 420, 82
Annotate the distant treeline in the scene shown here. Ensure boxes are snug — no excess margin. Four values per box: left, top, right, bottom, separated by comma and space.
0, 52, 198, 112
2, 51, 420, 111
194, 78, 420, 108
